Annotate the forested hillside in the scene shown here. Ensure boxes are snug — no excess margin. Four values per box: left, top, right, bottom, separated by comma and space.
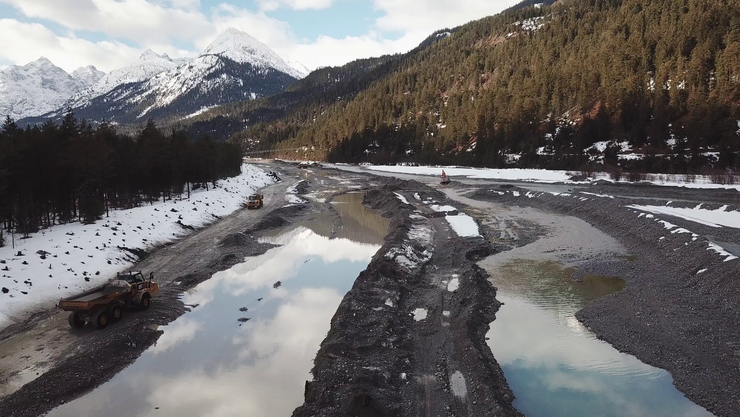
177, 28, 459, 141
0, 114, 242, 245
225, 0, 740, 173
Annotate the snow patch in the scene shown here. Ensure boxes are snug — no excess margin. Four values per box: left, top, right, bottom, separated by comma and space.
183, 105, 217, 119
628, 205, 738, 229
394, 192, 411, 205
285, 181, 307, 205
203, 28, 304, 79
447, 277, 460, 292
385, 214, 433, 270
446, 215, 480, 237
430, 204, 457, 212
413, 308, 428, 321
707, 243, 738, 262
450, 370, 468, 398
581, 191, 614, 199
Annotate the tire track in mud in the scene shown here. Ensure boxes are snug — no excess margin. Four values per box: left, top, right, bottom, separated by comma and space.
293, 181, 521, 417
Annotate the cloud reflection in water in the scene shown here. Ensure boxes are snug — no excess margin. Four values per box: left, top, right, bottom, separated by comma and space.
47, 227, 380, 417
488, 284, 713, 417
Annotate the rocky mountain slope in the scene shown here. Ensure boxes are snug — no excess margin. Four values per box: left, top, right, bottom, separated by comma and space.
0, 58, 103, 120
18, 28, 301, 126
66, 50, 184, 110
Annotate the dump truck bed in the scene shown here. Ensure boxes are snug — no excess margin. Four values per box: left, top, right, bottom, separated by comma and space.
67, 286, 127, 302
59, 284, 129, 311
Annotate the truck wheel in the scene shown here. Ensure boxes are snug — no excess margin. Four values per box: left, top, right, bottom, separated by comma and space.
109, 305, 123, 322
92, 309, 109, 329
67, 312, 84, 328
141, 293, 151, 309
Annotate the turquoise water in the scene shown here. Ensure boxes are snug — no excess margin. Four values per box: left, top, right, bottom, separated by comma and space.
487, 260, 714, 417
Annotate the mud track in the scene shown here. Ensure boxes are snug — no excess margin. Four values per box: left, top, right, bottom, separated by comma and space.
294, 181, 521, 417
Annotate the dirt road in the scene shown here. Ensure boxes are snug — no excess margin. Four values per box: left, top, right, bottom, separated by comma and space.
0, 169, 302, 416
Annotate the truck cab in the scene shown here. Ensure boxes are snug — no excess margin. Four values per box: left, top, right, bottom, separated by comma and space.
246, 194, 264, 209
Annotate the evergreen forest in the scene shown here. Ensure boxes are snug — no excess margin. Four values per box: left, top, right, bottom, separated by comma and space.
191, 0, 740, 174
0, 113, 242, 246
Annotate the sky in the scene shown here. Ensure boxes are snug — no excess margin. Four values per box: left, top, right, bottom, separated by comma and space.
0, 0, 520, 74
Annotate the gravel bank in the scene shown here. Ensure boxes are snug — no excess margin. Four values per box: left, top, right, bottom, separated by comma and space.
471, 185, 740, 417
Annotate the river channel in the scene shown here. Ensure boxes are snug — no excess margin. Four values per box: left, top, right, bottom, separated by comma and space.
45, 193, 388, 417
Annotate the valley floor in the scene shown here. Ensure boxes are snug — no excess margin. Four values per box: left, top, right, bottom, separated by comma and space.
0, 161, 738, 416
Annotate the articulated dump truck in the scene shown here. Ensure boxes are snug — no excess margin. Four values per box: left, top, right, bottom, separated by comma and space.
246, 193, 264, 209
58, 271, 159, 329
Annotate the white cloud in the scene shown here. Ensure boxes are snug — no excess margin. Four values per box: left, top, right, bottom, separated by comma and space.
0, 19, 141, 72
1, 0, 212, 44
0, 0, 522, 74
143, 287, 344, 417
149, 318, 201, 354
372, 0, 520, 38
258, 0, 337, 12
168, 0, 201, 10
183, 227, 379, 308
286, 33, 414, 70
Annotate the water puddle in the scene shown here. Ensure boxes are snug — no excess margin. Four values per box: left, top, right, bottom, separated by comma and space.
47, 193, 387, 417
706, 236, 740, 258
486, 259, 713, 417
279, 192, 389, 246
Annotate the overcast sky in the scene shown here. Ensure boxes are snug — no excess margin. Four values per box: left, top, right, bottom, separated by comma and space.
0, 0, 520, 73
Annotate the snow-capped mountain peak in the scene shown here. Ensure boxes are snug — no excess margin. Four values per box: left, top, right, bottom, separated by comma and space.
67, 48, 183, 108
139, 49, 163, 61
17, 29, 300, 124
72, 65, 106, 87
202, 27, 304, 79
0, 57, 89, 120
28, 56, 55, 68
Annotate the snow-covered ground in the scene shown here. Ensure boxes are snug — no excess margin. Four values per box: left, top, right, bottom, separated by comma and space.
285, 181, 307, 205
367, 165, 573, 183
338, 164, 740, 191
0, 164, 274, 331
628, 204, 740, 229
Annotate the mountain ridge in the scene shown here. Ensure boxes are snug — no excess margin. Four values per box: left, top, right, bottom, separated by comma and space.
11, 28, 301, 124
0, 58, 99, 120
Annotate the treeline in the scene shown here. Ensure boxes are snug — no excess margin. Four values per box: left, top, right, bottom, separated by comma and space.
0, 113, 242, 246
235, 0, 740, 173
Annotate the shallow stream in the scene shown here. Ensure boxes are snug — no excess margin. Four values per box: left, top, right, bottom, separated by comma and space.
46, 193, 388, 417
